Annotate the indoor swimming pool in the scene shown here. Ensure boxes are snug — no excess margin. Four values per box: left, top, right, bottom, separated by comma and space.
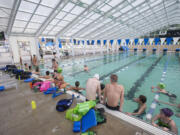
41, 52, 180, 132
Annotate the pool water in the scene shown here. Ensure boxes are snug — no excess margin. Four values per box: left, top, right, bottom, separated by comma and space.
41, 52, 180, 133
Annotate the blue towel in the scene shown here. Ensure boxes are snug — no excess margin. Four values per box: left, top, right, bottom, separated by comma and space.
73, 121, 81, 132
24, 78, 34, 82
81, 109, 97, 133
0, 86, 5, 91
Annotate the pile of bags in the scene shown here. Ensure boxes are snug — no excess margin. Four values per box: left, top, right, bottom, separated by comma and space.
65, 100, 106, 134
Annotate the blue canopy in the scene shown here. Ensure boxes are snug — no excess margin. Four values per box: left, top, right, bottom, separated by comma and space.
41, 37, 45, 42
117, 39, 121, 45
58, 39, 62, 48
45, 41, 54, 46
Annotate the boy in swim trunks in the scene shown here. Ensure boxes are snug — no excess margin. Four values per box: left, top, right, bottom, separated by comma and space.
67, 81, 85, 92
152, 108, 178, 134
84, 65, 89, 71
103, 74, 124, 112
126, 95, 147, 119
39, 71, 51, 79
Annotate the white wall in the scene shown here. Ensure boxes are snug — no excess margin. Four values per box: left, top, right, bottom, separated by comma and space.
9, 36, 39, 63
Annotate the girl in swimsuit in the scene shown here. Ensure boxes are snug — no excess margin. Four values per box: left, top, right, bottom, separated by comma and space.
152, 108, 178, 134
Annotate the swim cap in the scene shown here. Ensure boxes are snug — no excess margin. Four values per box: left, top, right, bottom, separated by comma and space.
57, 67, 62, 73
158, 83, 165, 89
94, 74, 99, 80
161, 108, 174, 117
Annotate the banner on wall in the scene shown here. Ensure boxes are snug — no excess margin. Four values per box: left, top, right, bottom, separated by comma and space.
144, 38, 149, 46
87, 40, 90, 45
103, 40, 107, 45
125, 39, 130, 45
91, 40, 95, 45
110, 40, 114, 46
134, 38, 139, 45
166, 37, 173, 45
82, 40, 85, 45
117, 39, 121, 45
41, 37, 45, 42
154, 38, 160, 45
78, 40, 80, 45
97, 40, 101, 45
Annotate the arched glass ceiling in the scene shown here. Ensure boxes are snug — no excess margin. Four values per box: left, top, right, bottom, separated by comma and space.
0, 0, 180, 39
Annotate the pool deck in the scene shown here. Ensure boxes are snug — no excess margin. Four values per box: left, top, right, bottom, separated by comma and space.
0, 81, 153, 135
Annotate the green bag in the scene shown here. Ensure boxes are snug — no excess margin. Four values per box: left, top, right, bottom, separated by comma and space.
66, 108, 82, 121
74, 100, 96, 116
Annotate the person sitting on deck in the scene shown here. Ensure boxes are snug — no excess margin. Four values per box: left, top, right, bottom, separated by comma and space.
152, 108, 178, 134
84, 65, 89, 71
86, 74, 101, 102
126, 95, 147, 119
103, 74, 124, 112
151, 83, 177, 99
67, 81, 85, 92
54, 68, 69, 89
39, 71, 51, 79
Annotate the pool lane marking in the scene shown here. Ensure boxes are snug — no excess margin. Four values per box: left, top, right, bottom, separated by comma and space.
60, 52, 124, 68
126, 55, 163, 99
69, 52, 130, 76
146, 55, 170, 120
99, 55, 147, 81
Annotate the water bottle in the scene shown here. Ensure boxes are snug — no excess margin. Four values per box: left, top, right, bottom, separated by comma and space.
31, 100, 36, 110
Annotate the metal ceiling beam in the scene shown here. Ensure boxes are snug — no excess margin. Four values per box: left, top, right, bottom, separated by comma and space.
81, 0, 147, 38
88, 2, 178, 39
35, 0, 66, 37
72, 0, 128, 38
56, 0, 99, 37
6, 0, 22, 35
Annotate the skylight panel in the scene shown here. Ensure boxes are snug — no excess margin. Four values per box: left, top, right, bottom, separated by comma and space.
50, 19, 59, 25
0, 9, 11, 18
80, 0, 95, 5
132, 0, 145, 7
58, 20, 69, 26
46, 25, 54, 30
12, 27, 24, 33
100, 4, 112, 12
27, 22, 41, 29
15, 11, 31, 21
35, 5, 52, 16
41, 0, 60, 8
42, 30, 48, 35
13, 20, 27, 28
63, 14, 77, 21
108, 0, 123, 7
62, 3, 75, 12
0, 0, 14, 8
121, 5, 132, 13
24, 28, 37, 33
150, 0, 162, 7
89, 13, 101, 20
139, 6, 149, 12
53, 26, 63, 31
31, 15, 46, 23
56, 11, 67, 19
71, 6, 85, 15
19, 1, 37, 13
